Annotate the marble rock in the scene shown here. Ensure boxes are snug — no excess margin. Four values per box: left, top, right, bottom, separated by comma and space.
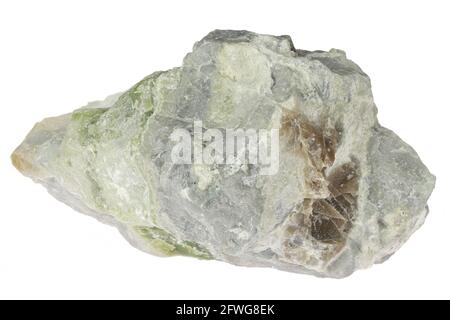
12, 30, 435, 278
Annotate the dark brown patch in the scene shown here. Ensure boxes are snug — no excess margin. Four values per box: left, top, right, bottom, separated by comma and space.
308, 161, 359, 244
328, 161, 359, 196
281, 109, 341, 171
280, 109, 359, 246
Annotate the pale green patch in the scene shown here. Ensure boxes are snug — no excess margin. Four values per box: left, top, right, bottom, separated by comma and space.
134, 226, 213, 260
207, 43, 272, 126
55, 75, 160, 225
71, 108, 109, 145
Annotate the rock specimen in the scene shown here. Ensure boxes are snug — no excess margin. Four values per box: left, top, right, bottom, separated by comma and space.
12, 30, 435, 278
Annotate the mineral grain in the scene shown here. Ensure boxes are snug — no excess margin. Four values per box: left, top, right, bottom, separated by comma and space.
12, 30, 435, 277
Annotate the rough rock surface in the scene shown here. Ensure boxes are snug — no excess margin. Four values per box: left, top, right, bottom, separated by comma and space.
12, 30, 435, 278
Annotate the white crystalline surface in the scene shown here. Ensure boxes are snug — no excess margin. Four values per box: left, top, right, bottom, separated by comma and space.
12, 30, 435, 278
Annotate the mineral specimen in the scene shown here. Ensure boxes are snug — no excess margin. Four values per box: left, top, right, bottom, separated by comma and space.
12, 30, 435, 278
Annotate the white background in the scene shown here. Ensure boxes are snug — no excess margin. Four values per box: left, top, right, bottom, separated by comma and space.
1, 0, 449, 300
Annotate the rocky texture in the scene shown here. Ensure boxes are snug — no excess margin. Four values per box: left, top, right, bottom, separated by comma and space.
12, 30, 435, 278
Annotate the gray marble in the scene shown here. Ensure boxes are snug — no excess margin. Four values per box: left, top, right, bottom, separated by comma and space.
12, 30, 435, 277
